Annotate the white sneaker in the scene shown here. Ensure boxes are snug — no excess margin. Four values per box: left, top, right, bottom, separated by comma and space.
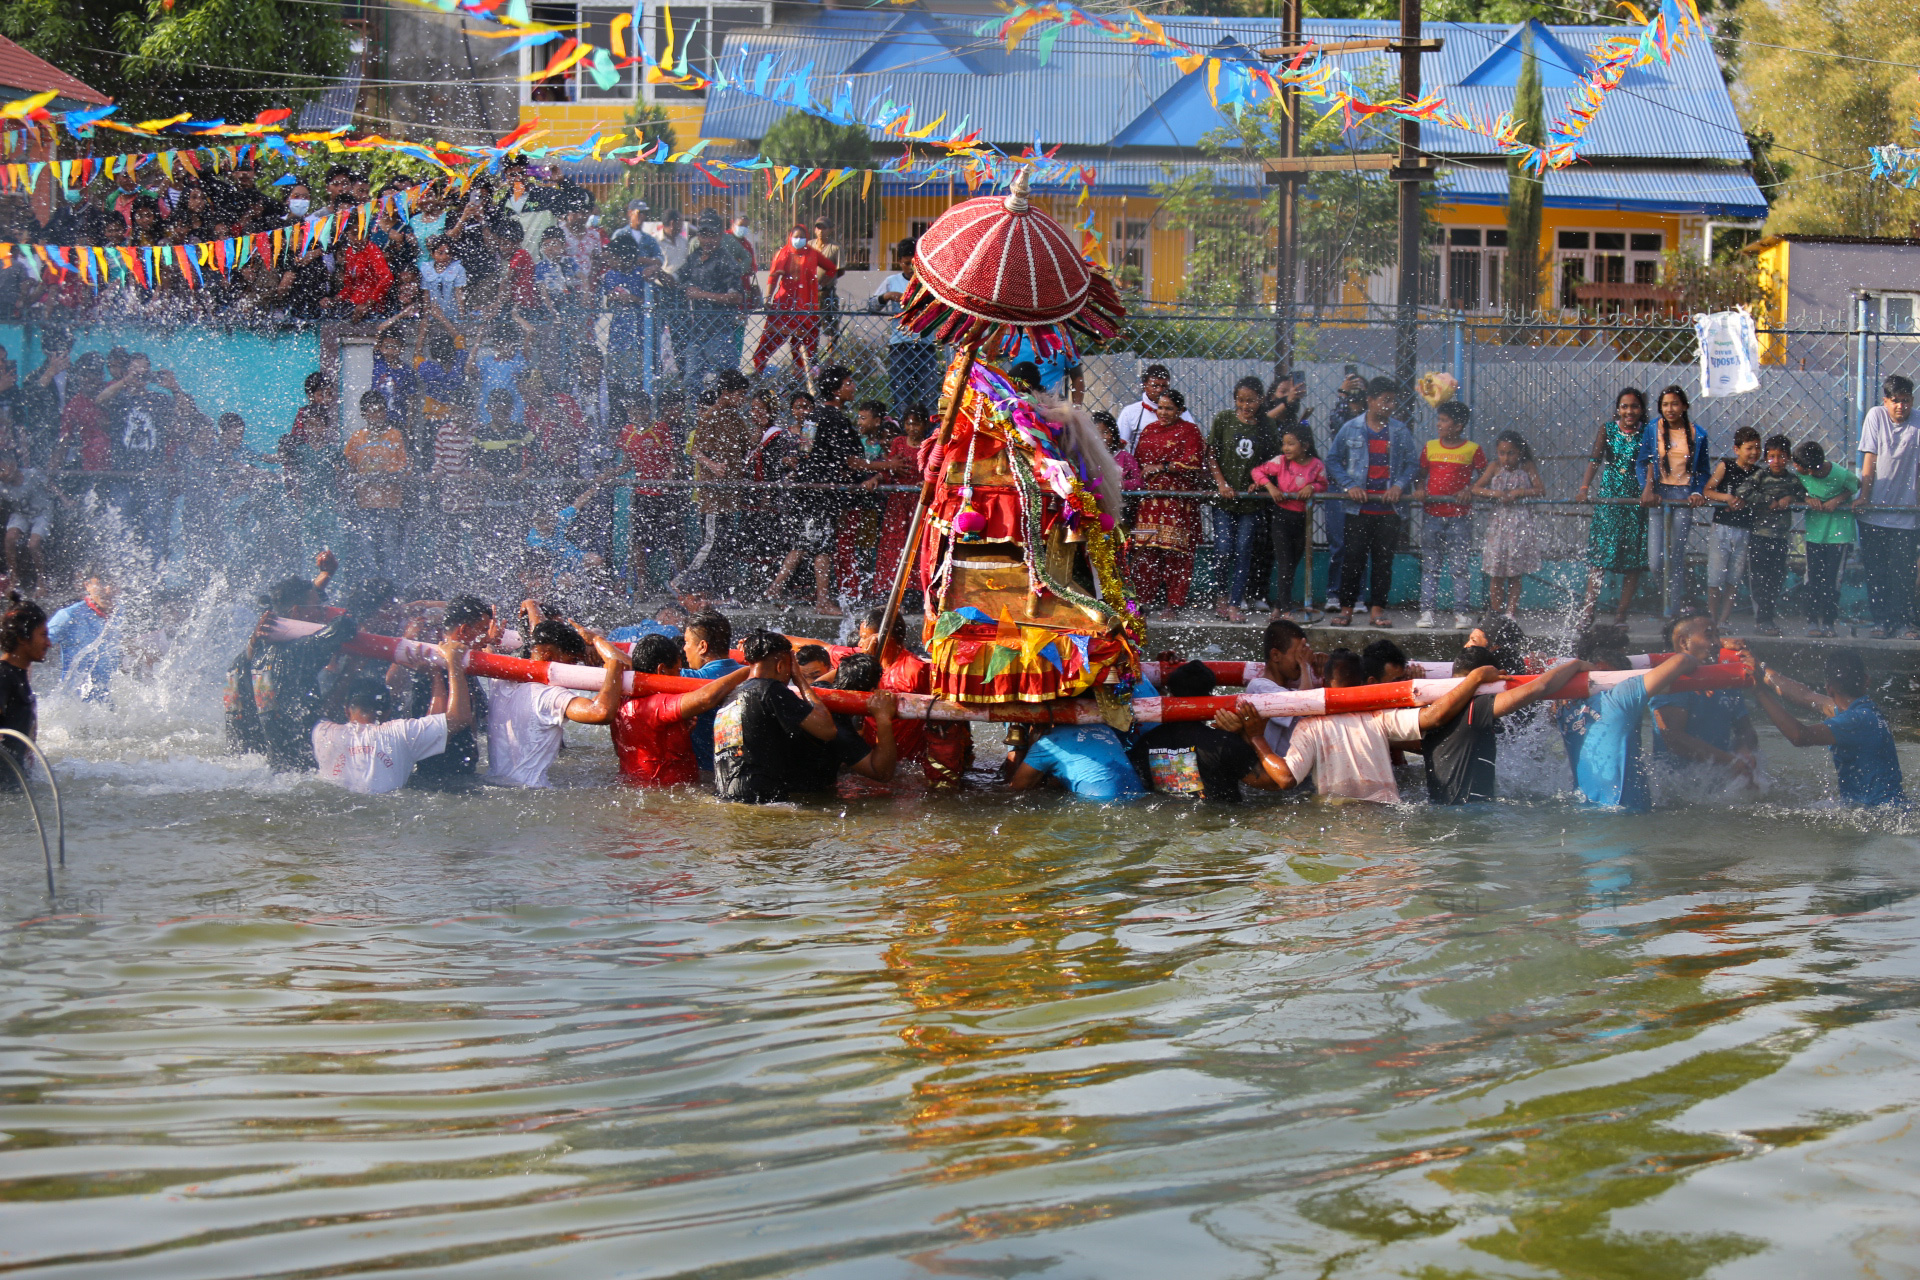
1416, 610, 1437, 629
1454, 612, 1474, 629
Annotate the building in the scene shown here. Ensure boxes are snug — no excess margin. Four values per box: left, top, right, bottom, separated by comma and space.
492, 8, 1764, 310
1753, 234, 1920, 331
0, 33, 111, 110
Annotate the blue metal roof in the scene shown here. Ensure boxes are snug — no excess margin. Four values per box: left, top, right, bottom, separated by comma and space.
550, 157, 1265, 199
1439, 165, 1768, 218
700, 14, 1751, 165
298, 57, 361, 131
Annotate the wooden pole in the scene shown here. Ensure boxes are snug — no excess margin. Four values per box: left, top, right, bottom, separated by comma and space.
1394, 0, 1424, 415
876, 326, 983, 645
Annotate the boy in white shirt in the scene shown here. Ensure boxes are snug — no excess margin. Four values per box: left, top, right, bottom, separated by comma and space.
482, 619, 626, 788
1221, 648, 1496, 803
313, 639, 471, 795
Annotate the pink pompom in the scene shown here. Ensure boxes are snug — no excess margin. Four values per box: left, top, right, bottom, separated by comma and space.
1099, 511, 1117, 531
954, 509, 987, 536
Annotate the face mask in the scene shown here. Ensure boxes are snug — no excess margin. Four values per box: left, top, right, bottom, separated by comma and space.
288, 198, 310, 217
790, 236, 807, 250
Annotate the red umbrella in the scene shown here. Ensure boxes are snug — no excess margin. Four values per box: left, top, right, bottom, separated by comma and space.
898, 167, 1124, 350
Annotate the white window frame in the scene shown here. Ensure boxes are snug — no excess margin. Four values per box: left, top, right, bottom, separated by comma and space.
1553, 227, 1665, 311
1440, 225, 1505, 313
519, 2, 770, 105
1864, 292, 1920, 336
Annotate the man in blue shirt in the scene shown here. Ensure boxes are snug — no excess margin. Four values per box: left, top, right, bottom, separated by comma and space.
1008, 722, 1143, 802
45, 575, 118, 701
1555, 625, 1702, 811
680, 610, 743, 780
1326, 376, 1418, 629
1744, 645, 1906, 808
1650, 615, 1758, 787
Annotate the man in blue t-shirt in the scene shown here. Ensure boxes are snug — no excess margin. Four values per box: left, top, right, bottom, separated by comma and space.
1008, 722, 1143, 802
1745, 645, 1906, 808
680, 610, 742, 780
1555, 627, 1703, 811
1650, 616, 1758, 787
45, 575, 118, 701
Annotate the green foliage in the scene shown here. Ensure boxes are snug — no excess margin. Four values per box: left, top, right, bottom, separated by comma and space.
0, 0, 352, 125
600, 102, 683, 223
758, 111, 874, 169
1503, 31, 1545, 318
752, 109, 881, 252
1152, 71, 1430, 313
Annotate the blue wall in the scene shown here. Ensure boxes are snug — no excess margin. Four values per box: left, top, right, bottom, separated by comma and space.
0, 325, 322, 453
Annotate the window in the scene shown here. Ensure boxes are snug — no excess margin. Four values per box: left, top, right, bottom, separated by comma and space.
1114, 219, 1149, 294
522, 2, 769, 103
1865, 293, 1920, 333
1433, 226, 1505, 312
1552, 227, 1664, 311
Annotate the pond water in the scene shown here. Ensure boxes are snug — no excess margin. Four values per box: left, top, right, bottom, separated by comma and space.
4, 639, 1920, 1278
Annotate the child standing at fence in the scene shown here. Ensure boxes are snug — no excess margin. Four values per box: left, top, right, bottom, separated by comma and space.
1792, 439, 1858, 638
1703, 426, 1762, 628
1415, 402, 1486, 630
1745, 434, 1807, 637
1253, 426, 1326, 623
1472, 429, 1545, 618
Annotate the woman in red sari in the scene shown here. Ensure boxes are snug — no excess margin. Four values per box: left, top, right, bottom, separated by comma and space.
1131, 389, 1206, 619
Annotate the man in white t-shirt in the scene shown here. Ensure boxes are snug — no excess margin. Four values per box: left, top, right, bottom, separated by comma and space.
1221, 649, 1496, 803
873, 237, 940, 416
1858, 374, 1920, 637
312, 640, 472, 795
1113, 363, 1195, 451
483, 620, 627, 788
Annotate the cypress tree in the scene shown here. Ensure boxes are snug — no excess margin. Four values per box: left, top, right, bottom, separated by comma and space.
1504, 28, 1546, 320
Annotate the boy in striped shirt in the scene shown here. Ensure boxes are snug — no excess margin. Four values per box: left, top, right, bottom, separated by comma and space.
1416, 401, 1487, 629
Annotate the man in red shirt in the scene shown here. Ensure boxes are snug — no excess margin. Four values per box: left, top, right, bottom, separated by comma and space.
617, 394, 686, 599
751, 222, 833, 376
611, 632, 752, 785
857, 607, 972, 788
57, 354, 109, 474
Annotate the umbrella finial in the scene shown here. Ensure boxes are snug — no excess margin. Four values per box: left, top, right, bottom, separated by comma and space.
1005, 166, 1031, 213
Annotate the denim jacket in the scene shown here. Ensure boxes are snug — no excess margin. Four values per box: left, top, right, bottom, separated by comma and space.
1634, 421, 1712, 494
1325, 415, 1419, 512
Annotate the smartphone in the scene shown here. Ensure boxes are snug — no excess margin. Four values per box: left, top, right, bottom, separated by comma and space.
1343, 363, 1358, 376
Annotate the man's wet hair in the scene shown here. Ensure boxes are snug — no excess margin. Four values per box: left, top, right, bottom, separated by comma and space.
1826, 648, 1869, 698
529, 619, 587, 661
1262, 616, 1307, 659
444, 594, 491, 630
740, 629, 792, 664
1458, 645, 1498, 672
1476, 614, 1526, 672
794, 643, 832, 669
344, 678, 391, 718
1324, 647, 1364, 687
267, 576, 317, 612
835, 653, 882, 692
1573, 622, 1631, 665
1165, 659, 1218, 699
631, 633, 684, 675
1884, 374, 1913, 398
863, 605, 906, 646
1361, 638, 1409, 681
685, 610, 731, 654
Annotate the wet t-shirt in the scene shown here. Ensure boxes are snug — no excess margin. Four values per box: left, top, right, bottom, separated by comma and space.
612, 691, 696, 787
713, 677, 817, 804
1422, 692, 1498, 804
112, 389, 173, 474
680, 657, 743, 772
312, 714, 448, 795
0, 662, 34, 779
1555, 677, 1651, 811
1022, 725, 1143, 802
1129, 720, 1258, 802
1651, 687, 1750, 758
785, 711, 873, 794
1825, 696, 1906, 808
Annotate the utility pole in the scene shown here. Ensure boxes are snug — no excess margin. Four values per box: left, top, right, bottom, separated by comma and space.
1271, 0, 1302, 386
1260, 14, 1440, 402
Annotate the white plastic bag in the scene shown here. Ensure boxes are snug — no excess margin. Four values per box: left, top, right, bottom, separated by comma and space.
1694, 308, 1760, 397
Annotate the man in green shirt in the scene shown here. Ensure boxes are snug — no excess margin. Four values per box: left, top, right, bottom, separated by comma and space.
1793, 439, 1859, 637
1208, 375, 1280, 623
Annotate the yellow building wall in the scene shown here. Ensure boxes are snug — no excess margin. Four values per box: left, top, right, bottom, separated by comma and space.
517, 101, 709, 150
1755, 238, 1791, 363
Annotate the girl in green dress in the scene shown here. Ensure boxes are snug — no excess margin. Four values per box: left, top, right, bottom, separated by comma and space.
1576, 387, 1652, 623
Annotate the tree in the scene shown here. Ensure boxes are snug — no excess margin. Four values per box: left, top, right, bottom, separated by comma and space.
0, 0, 352, 126
1503, 29, 1546, 318
754, 110, 882, 255
1734, 0, 1920, 236
1153, 70, 1427, 313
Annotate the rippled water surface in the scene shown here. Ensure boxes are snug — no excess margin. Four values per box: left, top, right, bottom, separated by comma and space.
5, 669, 1920, 1278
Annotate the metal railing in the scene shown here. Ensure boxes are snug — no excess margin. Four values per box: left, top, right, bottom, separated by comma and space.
0, 729, 65, 897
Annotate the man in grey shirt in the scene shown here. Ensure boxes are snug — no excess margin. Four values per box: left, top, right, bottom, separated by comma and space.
1858, 373, 1920, 637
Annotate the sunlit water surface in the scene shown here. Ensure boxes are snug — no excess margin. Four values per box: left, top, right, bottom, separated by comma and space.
4, 620, 1920, 1279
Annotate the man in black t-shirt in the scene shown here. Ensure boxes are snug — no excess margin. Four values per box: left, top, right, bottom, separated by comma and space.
783, 652, 897, 794
1130, 660, 1263, 802
94, 354, 180, 558
1420, 644, 1591, 804
713, 629, 843, 804
794, 366, 868, 605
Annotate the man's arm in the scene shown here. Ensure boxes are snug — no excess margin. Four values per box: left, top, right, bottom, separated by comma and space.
1652, 702, 1750, 774
1640, 649, 1701, 699
1417, 665, 1498, 732
790, 664, 838, 741
849, 692, 897, 781
439, 640, 473, 730
1219, 705, 1299, 791
1751, 673, 1835, 747
1859, 450, 1878, 506
565, 633, 630, 726
1490, 658, 1590, 717
676, 663, 752, 721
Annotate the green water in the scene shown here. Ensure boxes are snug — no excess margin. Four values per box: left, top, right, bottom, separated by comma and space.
2, 692, 1918, 1278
